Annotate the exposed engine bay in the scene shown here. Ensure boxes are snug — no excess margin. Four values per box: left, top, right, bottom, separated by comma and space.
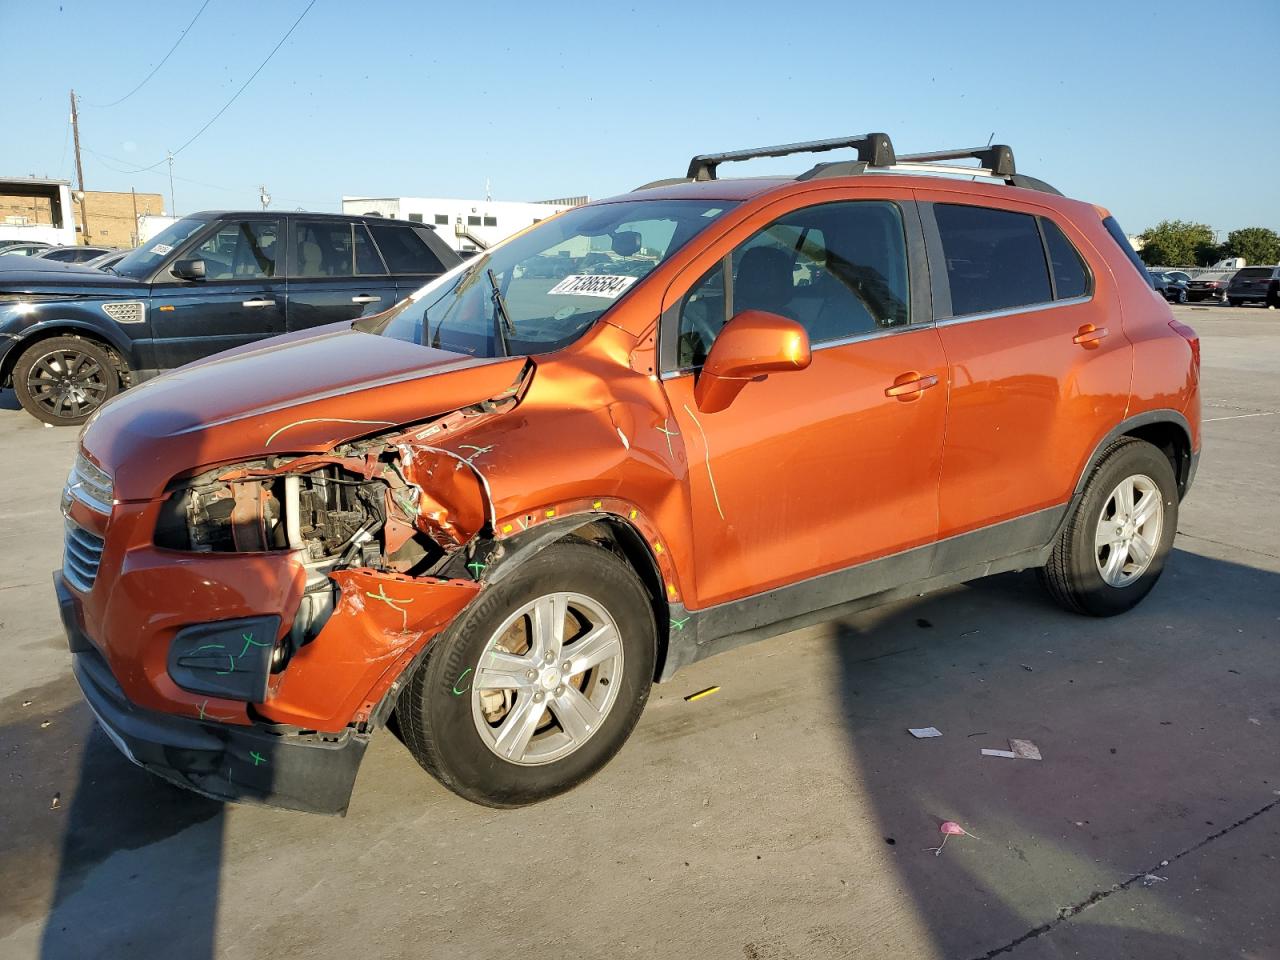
151, 369, 528, 657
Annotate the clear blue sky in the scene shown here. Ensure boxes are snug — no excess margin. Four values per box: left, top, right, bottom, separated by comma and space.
3, 0, 1277, 237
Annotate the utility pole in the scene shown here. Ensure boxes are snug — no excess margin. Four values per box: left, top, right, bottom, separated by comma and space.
69, 89, 89, 243
130, 187, 140, 247
166, 151, 176, 217
258, 185, 271, 210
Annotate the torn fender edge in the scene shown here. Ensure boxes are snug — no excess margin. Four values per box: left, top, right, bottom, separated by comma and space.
260, 568, 480, 730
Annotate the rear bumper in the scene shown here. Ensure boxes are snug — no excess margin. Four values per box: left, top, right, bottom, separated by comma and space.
58, 572, 369, 815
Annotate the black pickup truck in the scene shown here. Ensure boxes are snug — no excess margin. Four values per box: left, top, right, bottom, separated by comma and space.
0, 211, 459, 424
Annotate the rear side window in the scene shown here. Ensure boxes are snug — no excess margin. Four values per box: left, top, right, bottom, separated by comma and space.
1040, 218, 1091, 299
293, 221, 386, 277
934, 204, 1051, 316
1101, 216, 1153, 288
369, 224, 446, 275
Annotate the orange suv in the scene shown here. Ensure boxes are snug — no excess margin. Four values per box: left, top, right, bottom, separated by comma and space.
57, 135, 1201, 813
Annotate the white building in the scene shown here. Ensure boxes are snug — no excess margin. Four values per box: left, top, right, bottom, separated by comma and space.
340, 195, 588, 253
0, 177, 77, 245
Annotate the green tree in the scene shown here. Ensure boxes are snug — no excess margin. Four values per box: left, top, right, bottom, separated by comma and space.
1223, 227, 1280, 266
1137, 220, 1217, 268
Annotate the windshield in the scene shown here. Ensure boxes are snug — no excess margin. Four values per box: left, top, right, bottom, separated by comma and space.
111, 217, 209, 279
370, 199, 735, 357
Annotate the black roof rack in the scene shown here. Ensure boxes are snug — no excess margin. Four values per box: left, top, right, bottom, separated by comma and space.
896, 145, 1016, 177
686, 133, 896, 181
634, 134, 1060, 195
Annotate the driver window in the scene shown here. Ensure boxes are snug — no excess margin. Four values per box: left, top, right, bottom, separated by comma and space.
191, 220, 279, 280
676, 201, 910, 369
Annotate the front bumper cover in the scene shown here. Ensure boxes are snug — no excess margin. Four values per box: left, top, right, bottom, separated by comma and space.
58, 573, 368, 815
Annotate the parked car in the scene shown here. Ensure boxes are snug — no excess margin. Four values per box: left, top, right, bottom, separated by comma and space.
1186, 273, 1234, 302
1149, 270, 1189, 303
0, 211, 459, 424
1226, 265, 1280, 307
56, 134, 1200, 814
32, 244, 118, 264
84, 249, 128, 271
0, 242, 54, 258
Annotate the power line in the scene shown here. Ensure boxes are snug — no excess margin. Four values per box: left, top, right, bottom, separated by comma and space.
89, 0, 213, 108
101, 0, 316, 174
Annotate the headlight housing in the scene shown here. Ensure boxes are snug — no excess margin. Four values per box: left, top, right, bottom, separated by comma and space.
64, 451, 114, 514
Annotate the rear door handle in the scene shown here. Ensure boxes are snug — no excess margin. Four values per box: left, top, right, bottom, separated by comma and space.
885, 373, 939, 400
1073, 324, 1109, 346
351, 295, 382, 304
242, 298, 276, 308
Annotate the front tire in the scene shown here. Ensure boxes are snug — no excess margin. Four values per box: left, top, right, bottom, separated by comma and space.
13, 335, 120, 426
1040, 438, 1179, 616
398, 540, 656, 807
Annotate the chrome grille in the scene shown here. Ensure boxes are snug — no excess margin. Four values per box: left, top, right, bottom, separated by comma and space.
63, 520, 105, 593
101, 300, 145, 324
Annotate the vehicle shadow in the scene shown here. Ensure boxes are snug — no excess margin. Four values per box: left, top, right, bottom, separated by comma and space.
828, 547, 1280, 958
0, 673, 227, 960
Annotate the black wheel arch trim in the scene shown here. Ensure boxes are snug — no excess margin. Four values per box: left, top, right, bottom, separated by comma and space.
468, 511, 672, 679
1073, 408, 1195, 499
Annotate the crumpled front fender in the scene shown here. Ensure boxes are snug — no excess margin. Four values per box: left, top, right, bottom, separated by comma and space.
259, 569, 480, 729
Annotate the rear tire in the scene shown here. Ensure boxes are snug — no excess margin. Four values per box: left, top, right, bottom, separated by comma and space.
397, 540, 656, 807
13, 335, 120, 426
1039, 437, 1178, 617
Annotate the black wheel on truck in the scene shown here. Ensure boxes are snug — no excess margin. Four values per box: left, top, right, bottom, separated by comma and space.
12, 335, 120, 426
397, 540, 656, 807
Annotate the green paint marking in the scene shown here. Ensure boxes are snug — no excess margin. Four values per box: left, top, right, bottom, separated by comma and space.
670, 617, 690, 631
249, 751, 267, 766
215, 654, 236, 675
466, 560, 487, 578
452, 667, 473, 696
237, 632, 271, 658
188, 643, 225, 655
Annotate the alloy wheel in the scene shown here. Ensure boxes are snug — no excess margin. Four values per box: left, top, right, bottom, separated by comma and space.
471, 592, 624, 765
1094, 474, 1163, 587
25, 347, 110, 420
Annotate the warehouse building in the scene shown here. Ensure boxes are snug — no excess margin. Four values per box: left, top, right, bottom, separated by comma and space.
0, 176, 164, 248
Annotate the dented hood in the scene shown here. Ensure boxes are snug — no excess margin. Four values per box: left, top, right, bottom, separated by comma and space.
82, 323, 527, 500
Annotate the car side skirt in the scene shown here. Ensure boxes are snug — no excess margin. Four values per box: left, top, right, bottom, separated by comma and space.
658, 504, 1064, 681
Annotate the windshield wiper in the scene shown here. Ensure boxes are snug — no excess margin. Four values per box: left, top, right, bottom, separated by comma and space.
487, 268, 516, 357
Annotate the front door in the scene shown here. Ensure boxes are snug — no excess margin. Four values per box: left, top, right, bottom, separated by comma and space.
148, 217, 285, 368
285, 220, 399, 332
659, 193, 948, 608
918, 196, 1132, 545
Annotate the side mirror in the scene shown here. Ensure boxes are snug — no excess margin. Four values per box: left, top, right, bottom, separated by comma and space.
694, 310, 811, 414
172, 258, 206, 281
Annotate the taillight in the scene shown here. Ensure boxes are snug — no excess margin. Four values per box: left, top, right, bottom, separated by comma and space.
1170, 318, 1200, 380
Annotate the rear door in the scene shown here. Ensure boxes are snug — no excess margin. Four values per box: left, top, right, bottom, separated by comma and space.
285, 219, 398, 332
147, 217, 285, 368
659, 189, 947, 608
366, 222, 453, 301
918, 195, 1132, 552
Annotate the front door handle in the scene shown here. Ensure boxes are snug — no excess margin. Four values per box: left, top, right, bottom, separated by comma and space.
1073, 323, 1109, 347
351, 295, 382, 304
885, 372, 939, 401
242, 298, 276, 308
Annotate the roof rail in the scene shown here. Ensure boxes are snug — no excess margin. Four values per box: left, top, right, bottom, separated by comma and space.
686, 133, 896, 181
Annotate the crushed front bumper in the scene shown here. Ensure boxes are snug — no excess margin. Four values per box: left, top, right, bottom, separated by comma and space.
58, 572, 368, 815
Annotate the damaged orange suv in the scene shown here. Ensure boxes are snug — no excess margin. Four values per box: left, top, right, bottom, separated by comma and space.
57, 135, 1201, 813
